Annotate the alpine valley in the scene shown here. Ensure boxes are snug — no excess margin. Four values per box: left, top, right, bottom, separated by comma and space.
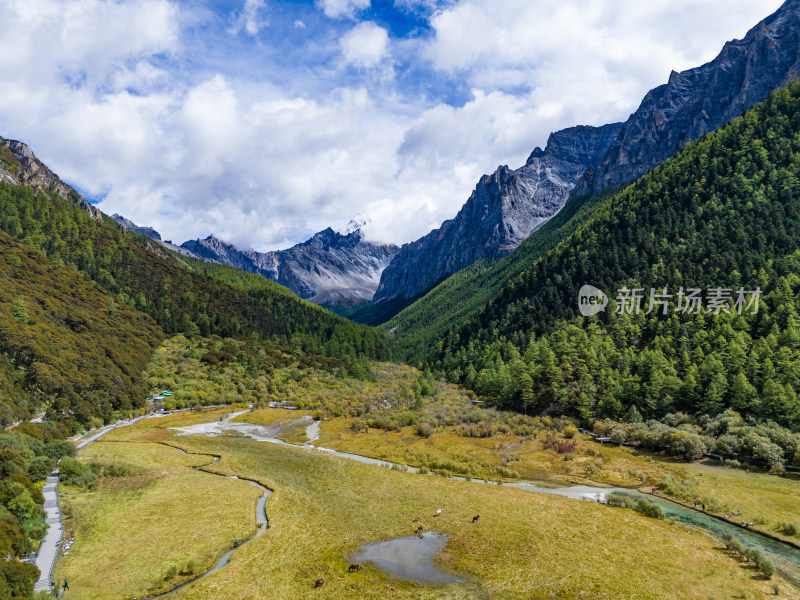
0, 3, 799, 600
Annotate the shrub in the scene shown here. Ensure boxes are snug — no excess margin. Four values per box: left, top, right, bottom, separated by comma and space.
635, 499, 665, 519
777, 521, 799, 536
415, 422, 433, 438
563, 425, 578, 439
757, 555, 776, 579
585, 460, 602, 477
164, 565, 178, 580
59, 457, 97, 488
606, 493, 663, 518
27, 456, 54, 482
745, 547, 765, 564
606, 492, 635, 509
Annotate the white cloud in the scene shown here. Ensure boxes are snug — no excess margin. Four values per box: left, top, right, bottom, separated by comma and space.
316, 0, 370, 20
0, 0, 788, 253
229, 0, 268, 36
340, 22, 390, 68
424, 0, 784, 96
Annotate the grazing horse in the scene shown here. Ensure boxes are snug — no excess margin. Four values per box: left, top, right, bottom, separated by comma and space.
434, 509, 442, 517
314, 578, 324, 588
348, 564, 362, 572
416, 525, 424, 533
472, 515, 480, 523
413, 515, 421, 522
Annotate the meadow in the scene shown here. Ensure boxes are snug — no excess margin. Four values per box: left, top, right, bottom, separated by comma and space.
51, 409, 799, 600
52, 423, 258, 599
144, 336, 800, 542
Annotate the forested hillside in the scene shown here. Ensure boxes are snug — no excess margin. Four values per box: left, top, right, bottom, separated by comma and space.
0, 230, 163, 427
0, 182, 391, 362
383, 190, 614, 355
430, 83, 800, 431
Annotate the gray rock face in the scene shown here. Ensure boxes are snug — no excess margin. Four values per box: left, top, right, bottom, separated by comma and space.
0, 136, 101, 219
581, 0, 800, 195
372, 123, 622, 303
182, 228, 399, 305
374, 0, 800, 306
110, 214, 162, 240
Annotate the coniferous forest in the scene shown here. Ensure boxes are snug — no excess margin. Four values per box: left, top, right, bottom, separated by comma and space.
428, 84, 800, 433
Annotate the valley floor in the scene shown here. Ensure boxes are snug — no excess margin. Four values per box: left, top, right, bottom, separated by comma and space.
52, 408, 799, 600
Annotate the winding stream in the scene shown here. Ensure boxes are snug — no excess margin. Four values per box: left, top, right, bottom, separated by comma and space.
143, 450, 271, 599
170, 411, 800, 585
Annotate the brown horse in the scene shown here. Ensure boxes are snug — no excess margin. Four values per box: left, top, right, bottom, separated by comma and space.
472, 515, 480, 523
348, 564, 362, 572
314, 578, 324, 588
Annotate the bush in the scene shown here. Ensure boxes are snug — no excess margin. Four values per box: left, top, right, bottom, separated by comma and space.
27, 456, 54, 482
415, 422, 433, 438
164, 565, 178, 580
778, 521, 799, 536
722, 533, 774, 576
180, 561, 196, 576
606, 492, 635, 509
585, 460, 602, 477
606, 493, 663, 518
59, 456, 97, 487
563, 425, 578, 439
635, 499, 665, 519
758, 555, 776, 579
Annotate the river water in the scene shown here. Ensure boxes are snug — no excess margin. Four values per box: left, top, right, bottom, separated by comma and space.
170, 413, 800, 585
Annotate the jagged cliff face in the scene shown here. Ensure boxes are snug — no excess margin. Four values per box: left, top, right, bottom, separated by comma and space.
110, 214, 162, 241
372, 123, 623, 303
374, 0, 800, 306
0, 136, 101, 219
582, 0, 800, 195
182, 228, 399, 305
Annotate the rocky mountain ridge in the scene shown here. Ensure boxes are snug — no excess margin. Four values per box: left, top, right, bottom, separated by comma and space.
372, 123, 623, 304
372, 0, 800, 309
181, 228, 398, 305
0, 136, 101, 219
581, 0, 800, 195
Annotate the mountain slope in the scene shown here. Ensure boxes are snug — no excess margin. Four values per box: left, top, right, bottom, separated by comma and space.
0, 139, 392, 358
582, 0, 800, 195
383, 189, 614, 354
372, 124, 623, 306
181, 227, 398, 306
431, 82, 800, 430
1, 135, 100, 219
0, 222, 163, 427
373, 0, 800, 324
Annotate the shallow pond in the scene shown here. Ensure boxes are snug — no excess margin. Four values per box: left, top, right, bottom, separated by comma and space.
352, 532, 461, 585
172, 412, 800, 584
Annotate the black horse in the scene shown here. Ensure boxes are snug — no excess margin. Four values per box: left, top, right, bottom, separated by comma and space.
472, 515, 480, 523
348, 564, 362, 572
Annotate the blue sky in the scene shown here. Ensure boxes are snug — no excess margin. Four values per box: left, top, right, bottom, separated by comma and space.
0, 0, 785, 250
